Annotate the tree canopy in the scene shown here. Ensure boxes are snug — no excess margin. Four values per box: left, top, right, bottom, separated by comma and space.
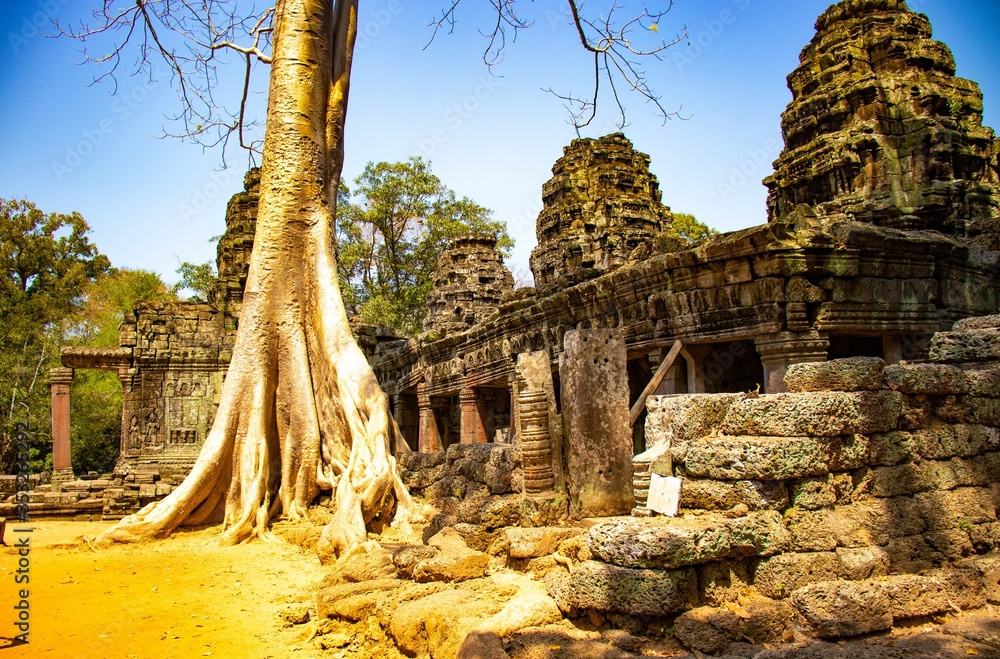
0, 199, 110, 472
337, 157, 512, 332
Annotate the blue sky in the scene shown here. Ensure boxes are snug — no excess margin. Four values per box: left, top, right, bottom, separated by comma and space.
1, 0, 999, 286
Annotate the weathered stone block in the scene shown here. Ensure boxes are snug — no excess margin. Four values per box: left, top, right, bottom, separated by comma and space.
828, 498, 926, 547
675, 597, 794, 655
882, 569, 986, 619
785, 357, 885, 393
928, 327, 1000, 363
722, 391, 902, 437
696, 560, 752, 607
560, 330, 633, 518
681, 434, 868, 481
500, 527, 584, 559
455, 495, 521, 528
587, 511, 788, 570
789, 477, 837, 510
752, 552, 842, 599
790, 580, 893, 638
914, 487, 998, 530
680, 478, 789, 512
885, 363, 969, 395
545, 560, 698, 616
911, 424, 1000, 459
835, 546, 890, 581
784, 509, 838, 552
644, 394, 741, 454
884, 534, 938, 573
867, 431, 916, 466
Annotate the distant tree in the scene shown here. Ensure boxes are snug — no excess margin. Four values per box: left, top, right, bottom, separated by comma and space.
0, 199, 109, 473
659, 212, 718, 252
338, 157, 512, 333
174, 260, 217, 302
63, 268, 176, 474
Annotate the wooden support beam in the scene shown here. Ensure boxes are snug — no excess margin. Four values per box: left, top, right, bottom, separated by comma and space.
630, 340, 683, 426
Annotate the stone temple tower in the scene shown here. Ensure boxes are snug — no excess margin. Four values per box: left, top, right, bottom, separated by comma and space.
423, 234, 514, 336
529, 133, 673, 288
764, 0, 1000, 246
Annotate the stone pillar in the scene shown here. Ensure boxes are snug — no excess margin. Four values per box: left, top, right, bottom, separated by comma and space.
459, 387, 488, 444
519, 390, 555, 495
681, 346, 710, 394
560, 329, 633, 518
50, 367, 74, 483
417, 385, 441, 453
515, 351, 565, 494
755, 331, 830, 393
883, 336, 903, 365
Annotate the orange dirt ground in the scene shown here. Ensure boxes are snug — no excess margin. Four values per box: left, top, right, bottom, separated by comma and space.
0, 521, 329, 659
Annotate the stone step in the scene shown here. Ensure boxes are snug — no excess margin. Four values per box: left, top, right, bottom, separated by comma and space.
677, 434, 870, 481
721, 390, 902, 437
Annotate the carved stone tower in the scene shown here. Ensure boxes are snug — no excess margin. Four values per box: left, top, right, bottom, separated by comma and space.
765, 0, 1000, 246
423, 234, 514, 336
529, 133, 673, 288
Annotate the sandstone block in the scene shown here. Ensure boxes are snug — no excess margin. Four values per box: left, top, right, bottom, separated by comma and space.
682, 434, 868, 481
784, 509, 838, 552
500, 526, 584, 559
829, 497, 926, 547
587, 511, 788, 570
722, 391, 902, 437
752, 552, 842, 599
885, 363, 969, 395
680, 479, 789, 512
928, 327, 1000, 363
790, 580, 893, 638
882, 569, 986, 619
545, 560, 698, 616
675, 597, 794, 655
867, 431, 916, 466
914, 487, 998, 531
645, 394, 742, 453
785, 357, 885, 393
789, 477, 837, 510
696, 560, 752, 607
835, 546, 890, 581
911, 424, 999, 460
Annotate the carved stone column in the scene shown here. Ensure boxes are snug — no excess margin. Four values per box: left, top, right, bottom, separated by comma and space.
50, 367, 74, 483
417, 384, 441, 453
519, 390, 555, 495
459, 387, 487, 444
755, 331, 830, 393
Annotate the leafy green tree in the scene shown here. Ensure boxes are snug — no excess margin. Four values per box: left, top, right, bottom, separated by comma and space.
659, 212, 718, 252
337, 157, 513, 332
63, 268, 176, 474
0, 199, 110, 473
174, 261, 217, 302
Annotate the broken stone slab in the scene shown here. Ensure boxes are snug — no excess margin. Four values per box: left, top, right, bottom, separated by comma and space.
587, 511, 788, 570
317, 578, 410, 621
680, 434, 869, 481
884, 363, 970, 395
721, 391, 902, 437
544, 559, 698, 616
882, 568, 987, 618
784, 357, 885, 393
928, 327, 1000, 363
674, 596, 794, 655
413, 527, 490, 583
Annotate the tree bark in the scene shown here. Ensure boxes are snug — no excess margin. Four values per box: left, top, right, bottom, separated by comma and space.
99, 0, 414, 560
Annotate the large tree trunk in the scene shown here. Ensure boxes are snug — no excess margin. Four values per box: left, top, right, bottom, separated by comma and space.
99, 0, 413, 560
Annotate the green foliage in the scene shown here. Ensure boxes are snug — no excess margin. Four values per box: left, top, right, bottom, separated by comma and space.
69, 369, 122, 474
0, 199, 110, 473
658, 212, 718, 252
175, 260, 217, 302
337, 157, 512, 333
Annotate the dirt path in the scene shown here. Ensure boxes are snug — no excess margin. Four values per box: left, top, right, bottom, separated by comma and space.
0, 521, 329, 659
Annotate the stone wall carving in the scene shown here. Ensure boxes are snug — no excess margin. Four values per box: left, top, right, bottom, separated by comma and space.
424, 234, 514, 336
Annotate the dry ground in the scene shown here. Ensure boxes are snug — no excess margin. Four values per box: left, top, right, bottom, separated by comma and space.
0, 520, 328, 659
